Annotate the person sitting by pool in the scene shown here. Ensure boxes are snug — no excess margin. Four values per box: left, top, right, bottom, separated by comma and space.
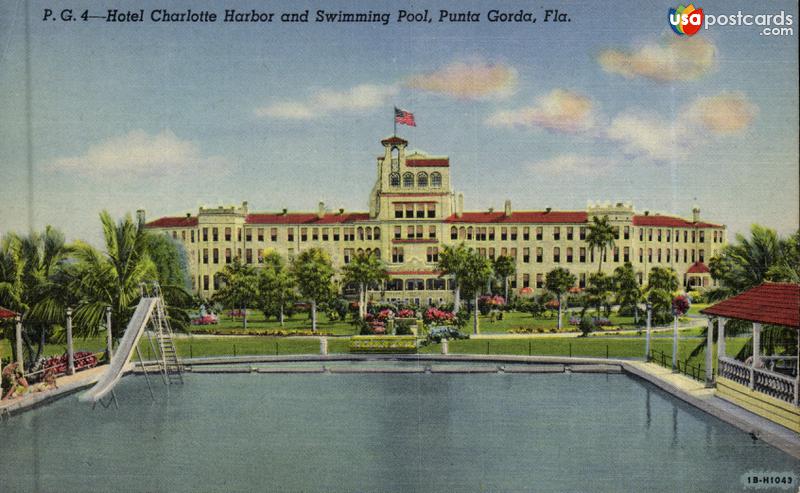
2, 362, 29, 400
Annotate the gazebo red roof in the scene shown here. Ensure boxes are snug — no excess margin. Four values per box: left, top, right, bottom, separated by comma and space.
700, 283, 800, 329
687, 261, 710, 274
0, 307, 19, 319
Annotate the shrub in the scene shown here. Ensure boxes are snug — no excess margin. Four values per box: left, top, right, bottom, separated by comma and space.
423, 307, 455, 325
578, 317, 594, 337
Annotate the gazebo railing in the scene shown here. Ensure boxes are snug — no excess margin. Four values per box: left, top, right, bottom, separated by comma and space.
718, 356, 797, 405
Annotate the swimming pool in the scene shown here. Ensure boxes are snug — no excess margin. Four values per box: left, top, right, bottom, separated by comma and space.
1, 366, 796, 492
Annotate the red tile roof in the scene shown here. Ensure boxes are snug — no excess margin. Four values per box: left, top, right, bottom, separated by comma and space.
632, 215, 722, 228
701, 283, 800, 329
144, 216, 198, 228
0, 307, 19, 319
390, 270, 441, 276
687, 261, 710, 274
407, 159, 449, 167
245, 213, 370, 225
445, 211, 588, 224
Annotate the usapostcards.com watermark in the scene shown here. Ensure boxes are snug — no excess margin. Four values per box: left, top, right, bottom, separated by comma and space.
669, 5, 794, 37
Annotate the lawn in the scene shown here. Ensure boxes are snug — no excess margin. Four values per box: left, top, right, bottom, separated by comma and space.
477, 309, 640, 334
687, 303, 711, 316
189, 312, 357, 336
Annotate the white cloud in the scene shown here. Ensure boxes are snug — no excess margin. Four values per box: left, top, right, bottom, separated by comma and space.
486, 89, 596, 133
52, 129, 227, 174
528, 154, 616, 176
598, 36, 716, 82
255, 83, 398, 120
688, 91, 758, 134
405, 59, 518, 100
606, 111, 691, 162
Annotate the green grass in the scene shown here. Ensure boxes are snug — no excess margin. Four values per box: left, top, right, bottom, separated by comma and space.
687, 303, 710, 316
477, 309, 643, 334
189, 312, 358, 336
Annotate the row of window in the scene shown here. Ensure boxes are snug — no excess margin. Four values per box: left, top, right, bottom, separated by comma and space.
389, 172, 442, 188
394, 203, 437, 219
450, 225, 586, 242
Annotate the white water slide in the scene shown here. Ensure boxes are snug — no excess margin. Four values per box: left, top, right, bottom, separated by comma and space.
79, 297, 158, 403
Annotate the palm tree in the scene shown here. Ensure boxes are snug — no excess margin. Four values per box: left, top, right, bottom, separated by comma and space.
545, 267, 577, 331
613, 262, 642, 323
458, 249, 494, 335
69, 211, 191, 341
437, 243, 471, 313
257, 251, 296, 327
290, 248, 335, 332
342, 251, 388, 318
585, 215, 616, 273
492, 255, 515, 303
586, 272, 613, 317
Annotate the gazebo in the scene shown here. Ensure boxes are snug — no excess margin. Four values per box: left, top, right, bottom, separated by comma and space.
700, 282, 800, 432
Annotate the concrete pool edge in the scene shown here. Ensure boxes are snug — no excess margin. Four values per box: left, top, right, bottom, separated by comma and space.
3, 355, 799, 460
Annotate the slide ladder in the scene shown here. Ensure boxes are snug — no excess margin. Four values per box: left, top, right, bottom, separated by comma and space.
80, 282, 183, 405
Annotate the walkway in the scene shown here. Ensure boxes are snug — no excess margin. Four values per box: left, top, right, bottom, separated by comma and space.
0, 366, 106, 417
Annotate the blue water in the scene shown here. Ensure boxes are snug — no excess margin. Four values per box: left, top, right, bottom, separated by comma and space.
1, 369, 796, 492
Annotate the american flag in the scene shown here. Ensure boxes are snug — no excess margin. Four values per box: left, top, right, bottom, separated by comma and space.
394, 107, 416, 127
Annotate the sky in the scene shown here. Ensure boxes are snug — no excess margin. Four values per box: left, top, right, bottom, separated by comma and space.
0, 0, 798, 244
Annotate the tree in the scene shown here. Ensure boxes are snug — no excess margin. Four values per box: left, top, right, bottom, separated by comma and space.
645, 267, 679, 325
647, 266, 679, 292
146, 234, 191, 290
492, 255, 515, 303
0, 226, 73, 366
257, 251, 296, 327
212, 257, 259, 330
545, 267, 576, 331
613, 262, 642, 322
457, 249, 494, 335
586, 272, 613, 317
342, 251, 388, 319
437, 243, 472, 314
709, 225, 800, 300
290, 248, 335, 332
585, 215, 616, 273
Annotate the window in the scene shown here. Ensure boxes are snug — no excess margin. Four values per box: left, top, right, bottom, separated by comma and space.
203, 228, 208, 241
390, 173, 400, 187
567, 227, 573, 240
579, 247, 586, 263
301, 228, 308, 242
212, 228, 219, 242
699, 231, 705, 243
691, 231, 696, 243
357, 227, 364, 241
489, 228, 495, 241
638, 248, 643, 263
405, 204, 414, 218
523, 274, 530, 288
466, 227, 473, 240
450, 227, 458, 240
666, 230, 671, 242
613, 248, 619, 263
270, 228, 278, 242
428, 226, 436, 239
392, 247, 404, 263
536, 247, 543, 263
648, 248, 652, 263
403, 173, 414, 187
203, 275, 209, 290
488, 247, 495, 260
287, 228, 294, 242
579, 273, 586, 288
344, 228, 355, 241
553, 247, 561, 263
343, 249, 353, 264
624, 226, 630, 240
510, 227, 518, 241
333, 228, 340, 241
257, 228, 264, 241
684, 249, 688, 262
657, 249, 662, 262
237, 229, 241, 242
580, 227, 586, 240
623, 247, 630, 263
501, 228, 508, 241
566, 247, 573, 263
536, 273, 544, 289
394, 204, 403, 219
427, 204, 436, 218
417, 172, 428, 187
426, 247, 439, 263
553, 227, 560, 241
322, 228, 329, 241
245, 249, 252, 263
684, 231, 688, 242
639, 228, 644, 241
523, 247, 530, 263
691, 249, 696, 262
536, 227, 543, 241
225, 248, 232, 264
245, 229, 252, 241
416, 226, 424, 239
213, 248, 219, 264
416, 206, 424, 219
648, 229, 653, 241
202, 249, 208, 264
699, 249, 705, 262
666, 249, 671, 262
657, 229, 662, 242
613, 227, 620, 240
431, 172, 442, 188
191, 230, 195, 243
224, 227, 231, 242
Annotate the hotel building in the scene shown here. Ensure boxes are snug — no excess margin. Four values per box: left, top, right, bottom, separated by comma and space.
143, 136, 726, 303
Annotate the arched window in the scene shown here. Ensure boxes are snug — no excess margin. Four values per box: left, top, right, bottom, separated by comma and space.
431, 172, 442, 188
403, 172, 414, 187
451, 227, 458, 240
373, 227, 381, 240
373, 248, 381, 259
390, 173, 400, 187
417, 172, 428, 187
357, 227, 364, 241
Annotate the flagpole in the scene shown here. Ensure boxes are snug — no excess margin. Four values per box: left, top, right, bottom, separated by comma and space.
393, 107, 397, 137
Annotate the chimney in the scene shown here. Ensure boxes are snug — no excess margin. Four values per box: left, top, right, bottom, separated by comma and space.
545, 207, 552, 214
136, 209, 146, 225
318, 201, 325, 219
281, 208, 288, 216
692, 205, 700, 223
185, 213, 191, 219
504, 199, 512, 217
456, 192, 464, 218
338, 207, 345, 215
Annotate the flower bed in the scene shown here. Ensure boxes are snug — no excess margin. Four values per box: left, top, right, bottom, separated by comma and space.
423, 307, 455, 325
198, 329, 334, 337
43, 351, 99, 376
349, 336, 417, 353
191, 314, 218, 325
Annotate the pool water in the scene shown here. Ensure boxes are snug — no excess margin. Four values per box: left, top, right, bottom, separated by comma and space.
1, 370, 797, 492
